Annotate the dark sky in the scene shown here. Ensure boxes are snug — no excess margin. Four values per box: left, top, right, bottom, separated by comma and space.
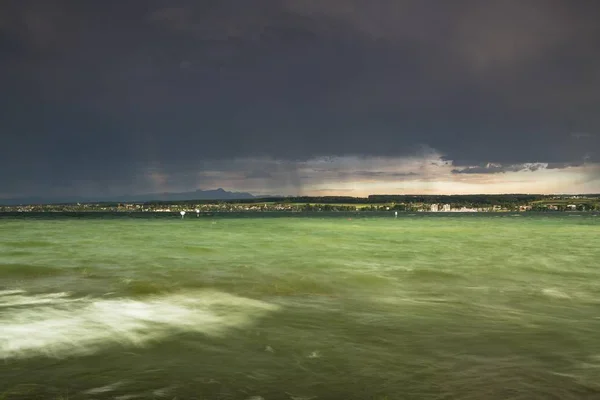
1, 0, 599, 197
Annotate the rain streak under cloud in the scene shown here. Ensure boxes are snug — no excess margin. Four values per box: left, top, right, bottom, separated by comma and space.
1, 0, 600, 198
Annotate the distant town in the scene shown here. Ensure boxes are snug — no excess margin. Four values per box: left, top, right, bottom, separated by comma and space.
1, 194, 598, 213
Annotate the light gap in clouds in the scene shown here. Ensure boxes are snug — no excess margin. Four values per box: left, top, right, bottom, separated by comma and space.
137, 152, 600, 196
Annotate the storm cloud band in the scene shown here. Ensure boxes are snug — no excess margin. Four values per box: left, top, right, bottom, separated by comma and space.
1, 0, 599, 197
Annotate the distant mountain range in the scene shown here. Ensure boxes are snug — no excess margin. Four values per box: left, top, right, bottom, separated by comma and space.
0, 188, 256, 205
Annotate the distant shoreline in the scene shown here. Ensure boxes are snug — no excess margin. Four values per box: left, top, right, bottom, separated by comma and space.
1, 194, 598, 213
0, 209, 597, 215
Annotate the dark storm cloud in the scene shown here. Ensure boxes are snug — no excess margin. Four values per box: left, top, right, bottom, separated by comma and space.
1, 0, 600, 196
244, 170, 274, 179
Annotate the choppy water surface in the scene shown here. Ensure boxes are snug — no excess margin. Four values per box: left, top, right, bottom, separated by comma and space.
1, 213, 599, 399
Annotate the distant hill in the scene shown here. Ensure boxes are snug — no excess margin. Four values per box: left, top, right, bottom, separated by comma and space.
0, 188, 256, 205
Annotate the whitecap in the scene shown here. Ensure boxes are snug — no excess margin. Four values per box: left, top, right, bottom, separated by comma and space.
285, 393, 317, 400
0, 291, 76, 308
0, 289, 25, 296
83, 381, 126, 394
541, 288, 571, 299
0, 290, 279, 360
114, 395, 142, 400
152, 386, 177, 397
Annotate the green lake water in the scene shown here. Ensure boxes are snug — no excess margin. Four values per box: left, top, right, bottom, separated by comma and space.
1, 212, 599, 399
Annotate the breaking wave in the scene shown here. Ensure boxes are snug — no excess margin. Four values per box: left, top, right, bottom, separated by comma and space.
0, 289, 279, 360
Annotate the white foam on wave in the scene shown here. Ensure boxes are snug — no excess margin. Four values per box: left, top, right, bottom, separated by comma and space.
541, 288, 571, 299
0, 290, 26, 296
83, 381, 126, 395
0, 290, 279, 360
0, 290, 76, 308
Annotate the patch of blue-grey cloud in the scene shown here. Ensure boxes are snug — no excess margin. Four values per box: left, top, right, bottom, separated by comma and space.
452, 163, 548, 175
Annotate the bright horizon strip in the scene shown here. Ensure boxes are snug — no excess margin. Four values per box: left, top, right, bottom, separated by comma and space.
210, 160, 600, 197
305, 167, 599, 196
